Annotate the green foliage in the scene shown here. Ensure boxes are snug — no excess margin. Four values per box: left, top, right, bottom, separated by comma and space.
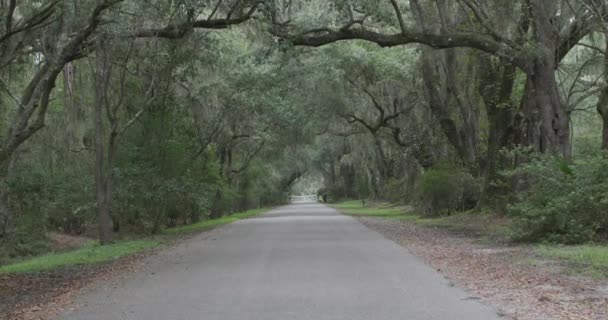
0, 217, 48, 263
9, 157, 95, 235
416, 165, 479, 216
382, 177, 409, 203
508, 155, 608, 244
112, 116, 221, 233
1, 150, 94, 262
0, 239, 161, 274
331, 200, 366, 209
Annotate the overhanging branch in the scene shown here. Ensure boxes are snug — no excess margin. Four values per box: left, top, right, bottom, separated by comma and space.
277, 28, 528, 71
128, 2, 261, 39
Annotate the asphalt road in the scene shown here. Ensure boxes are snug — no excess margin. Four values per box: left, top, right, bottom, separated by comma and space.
58, 202, 501, 320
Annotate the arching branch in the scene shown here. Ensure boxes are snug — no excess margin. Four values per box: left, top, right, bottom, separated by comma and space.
128, 1, 262, 39
279, 28, 527, 70
231, 140, 266, 174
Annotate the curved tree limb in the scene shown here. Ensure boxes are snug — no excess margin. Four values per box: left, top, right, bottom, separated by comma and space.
128, 1, 261, 39
278, 28, 529, 71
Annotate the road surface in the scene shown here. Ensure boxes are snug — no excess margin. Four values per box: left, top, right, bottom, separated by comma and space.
58, 203, 501, 320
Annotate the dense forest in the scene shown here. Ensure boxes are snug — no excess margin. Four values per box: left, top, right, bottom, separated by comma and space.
1, 0, 608, 261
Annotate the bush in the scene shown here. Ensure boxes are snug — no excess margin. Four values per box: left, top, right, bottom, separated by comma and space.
112, 165, 217, 234
508, 155, 608, 244
416, 165, 479, 216
0, 214, 48, 263
383, 177, 408, 203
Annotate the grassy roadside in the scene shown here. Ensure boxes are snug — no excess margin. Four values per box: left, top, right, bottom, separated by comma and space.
332, 199, 608, 279
332, 200, 520, 242
536, 245, 608, 279
163, 208, 268, 235
0, 239, 161, 274
331, 200, 411, 218
0, 207, 270, 274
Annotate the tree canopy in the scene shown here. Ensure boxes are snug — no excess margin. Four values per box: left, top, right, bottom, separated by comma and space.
1, 0, 608, 256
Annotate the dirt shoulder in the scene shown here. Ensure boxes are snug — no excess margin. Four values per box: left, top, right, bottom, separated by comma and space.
357, 216, 608, 320
0, 247, 161, 320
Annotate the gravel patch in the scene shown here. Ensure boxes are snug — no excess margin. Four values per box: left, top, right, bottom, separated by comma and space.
358, 217, 608, 320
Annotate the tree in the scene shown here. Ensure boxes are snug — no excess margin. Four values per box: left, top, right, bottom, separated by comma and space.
0, 0, 263, 239
0, 0, 120, 236
274, 0, 606, 157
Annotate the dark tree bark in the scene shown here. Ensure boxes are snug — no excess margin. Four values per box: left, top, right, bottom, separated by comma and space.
409, 0, 478, 169
478, 58, 517, 206
0, 163, 10, 236
420, 53, 474, 166
373, 136, 393, 185
598, 32, 608, 150
598, 89, 608, 150
94, 38, 113, 244
514, 1, 571, 157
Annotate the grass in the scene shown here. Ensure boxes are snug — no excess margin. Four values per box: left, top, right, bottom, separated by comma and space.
537, 245, 608, 278
332, 200, 370, 209
0, 207, 270, 274
0, 239, 161, 274
331, 200, 409, 218
163, 208, 269, 235
333, 200, 510, 243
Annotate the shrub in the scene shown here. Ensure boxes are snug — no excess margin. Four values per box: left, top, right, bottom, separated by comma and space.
416, 165, 479, 216
0, 214, 48, 263
383, 177, 408, 203
507, 155, 608, 244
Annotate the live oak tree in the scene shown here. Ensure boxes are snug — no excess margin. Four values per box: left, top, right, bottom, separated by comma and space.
0, 0, 120, 236
0, 0, 264, 241
273, 0, 607, 158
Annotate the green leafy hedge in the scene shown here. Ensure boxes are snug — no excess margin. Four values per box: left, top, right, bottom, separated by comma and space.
508, 155, 608, 244
416, 164, 479, 216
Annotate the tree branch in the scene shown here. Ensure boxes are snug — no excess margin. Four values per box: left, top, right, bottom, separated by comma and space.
0, 1, 58, 46
128, 2, 260, 39
231, 140, 266, 174
278, 28, 528, 71
388, 0, 406, 34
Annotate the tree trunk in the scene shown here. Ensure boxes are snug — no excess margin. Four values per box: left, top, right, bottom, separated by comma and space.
598, 32, 608, 150
420, 52, 476, 167
107, 129, 118, 232
373, 136, 392, 184
437, 0, 479, 169
598, 89, 608, 150
210, 189, 223, 219
368, 166, 380, 199
409, 0, 476, 168
478, 58, 517, 206
94, 38, 113, 244
515, 0, 571, 158
510, 69, 570, 198
0, 163, 11, 237
516, 67, 570, 157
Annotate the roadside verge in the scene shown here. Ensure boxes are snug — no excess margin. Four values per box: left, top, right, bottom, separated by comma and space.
331, 200, 608, 320
0, 207, 270, 320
